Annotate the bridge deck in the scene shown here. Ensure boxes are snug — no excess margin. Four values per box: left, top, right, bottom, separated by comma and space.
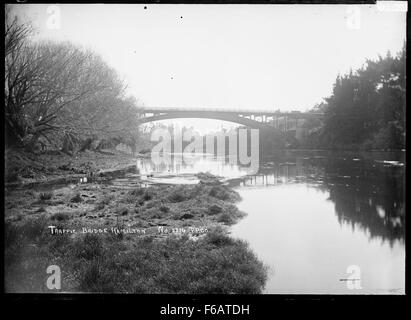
141, 108, 323, 119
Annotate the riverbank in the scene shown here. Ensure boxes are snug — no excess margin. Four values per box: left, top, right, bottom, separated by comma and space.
5, 148, 143, 185
4, 149, 267, 293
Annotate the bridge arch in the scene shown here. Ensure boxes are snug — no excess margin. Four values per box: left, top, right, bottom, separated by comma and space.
137, 111, 275, 130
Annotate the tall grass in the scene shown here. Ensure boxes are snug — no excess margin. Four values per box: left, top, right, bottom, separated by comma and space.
5, 217, 267, 293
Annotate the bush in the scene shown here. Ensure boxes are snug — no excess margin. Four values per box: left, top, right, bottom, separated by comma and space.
39, 191, 53, 201
208, 204, 222, 215
71, 193, 83, 203
217, 212, 234, 224
143, 191, 152, 201
168, 188, 188, 203
205, 229, 235, 246
209, 185, 230, 200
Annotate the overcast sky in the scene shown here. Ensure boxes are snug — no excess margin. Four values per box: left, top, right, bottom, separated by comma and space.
11, 3, 407, 132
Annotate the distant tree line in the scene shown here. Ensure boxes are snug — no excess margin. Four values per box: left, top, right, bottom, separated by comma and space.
301, 43, 406, 150
4, 9, 143, 154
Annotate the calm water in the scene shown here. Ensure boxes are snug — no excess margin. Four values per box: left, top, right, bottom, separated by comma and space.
136, 150, 405, 294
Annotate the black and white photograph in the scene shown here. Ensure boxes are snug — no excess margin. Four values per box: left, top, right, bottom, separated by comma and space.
3, 1, 406, 301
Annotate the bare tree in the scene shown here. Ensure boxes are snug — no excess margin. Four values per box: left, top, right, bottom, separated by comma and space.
5, 10, 143, 153
4, 7, 33, 146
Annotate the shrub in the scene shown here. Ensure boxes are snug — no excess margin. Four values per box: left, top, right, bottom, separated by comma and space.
205, 229, 235, 247
209, 185, 230, 200
208, 204, 222, 215
39, 191, 53, 201
143, 191, 152, 201
168, 186, 191, 203
71, 193, 83, 203
217, 212, 234, 224
168, 191, 186, 202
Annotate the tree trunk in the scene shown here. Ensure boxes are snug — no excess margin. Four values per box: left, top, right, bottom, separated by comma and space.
61, 134, 76, 155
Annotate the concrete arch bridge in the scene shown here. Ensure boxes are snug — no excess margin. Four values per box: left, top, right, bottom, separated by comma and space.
137, 107, 323, 140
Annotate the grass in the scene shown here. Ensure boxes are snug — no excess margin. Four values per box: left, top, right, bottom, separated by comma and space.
159, 205, 169, 213
70, 192, 83, 203
95, 194, 114, 210
119, 178, 245, 226
209, 204, 222, 215
116, 206, 128, 216
50, 212, 71, 221
168, 187, 189, 202
5, 215, 266, 294
217, 212, 235, 224
74, 228, 267, 293
36, 206, 46, 213
39, 191, 53, 201
4, 173, 265, 293
209, 185, 231, 201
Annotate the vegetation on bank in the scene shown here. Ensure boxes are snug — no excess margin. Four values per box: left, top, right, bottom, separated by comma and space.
5, 8, 148, 155
4, 172, 267, 293
5, 218, 266, 293
4, 148, 140, 184
300, 44, 406, 151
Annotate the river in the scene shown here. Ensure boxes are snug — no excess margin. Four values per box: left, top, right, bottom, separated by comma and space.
135, 150, 405, 294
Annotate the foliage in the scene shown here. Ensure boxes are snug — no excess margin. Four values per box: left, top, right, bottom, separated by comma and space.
4, 9, 143, 154
310, 44, 406, 150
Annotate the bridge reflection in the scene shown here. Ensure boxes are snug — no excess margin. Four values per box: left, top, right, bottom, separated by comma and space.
232, 161, 324, 187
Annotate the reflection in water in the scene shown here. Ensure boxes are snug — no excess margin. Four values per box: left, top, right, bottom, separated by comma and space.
135, 151, 405, 294
229, 155, 405, 247
137, 153, 255, 179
